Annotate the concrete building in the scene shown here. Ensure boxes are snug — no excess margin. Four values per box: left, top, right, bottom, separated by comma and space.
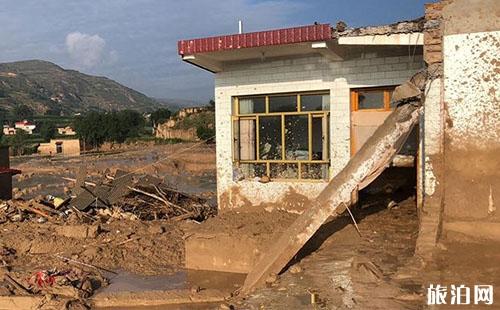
179, 0, 500, 252
2, 125, 16, 136
178, 20, 425, 209
0, 146, 20, 200
38, 139, 81, 156
14, 120, 36, 134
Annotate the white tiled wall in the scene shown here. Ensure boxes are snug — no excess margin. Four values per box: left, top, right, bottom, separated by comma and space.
215, 52, 424, 209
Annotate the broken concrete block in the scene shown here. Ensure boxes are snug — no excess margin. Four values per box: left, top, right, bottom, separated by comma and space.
55, 225, 100, 239
391, 81, 421, 103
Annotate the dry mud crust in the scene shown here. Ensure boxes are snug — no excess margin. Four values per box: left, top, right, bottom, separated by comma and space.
0, 219, 184, 276
183, 207, 298, 273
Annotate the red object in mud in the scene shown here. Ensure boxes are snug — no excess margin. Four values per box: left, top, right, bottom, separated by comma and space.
178, 23, 332, 56
30, 270, 56, 288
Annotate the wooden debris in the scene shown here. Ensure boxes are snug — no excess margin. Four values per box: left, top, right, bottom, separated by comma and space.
4, 274, 31, 295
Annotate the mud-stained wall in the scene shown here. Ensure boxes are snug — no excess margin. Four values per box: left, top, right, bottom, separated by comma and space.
215, 50, 423, 209
441, 0, 500, 219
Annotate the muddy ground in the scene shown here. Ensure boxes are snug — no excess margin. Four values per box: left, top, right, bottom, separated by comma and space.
2, 143, 499, 309
11, 143, 217, 199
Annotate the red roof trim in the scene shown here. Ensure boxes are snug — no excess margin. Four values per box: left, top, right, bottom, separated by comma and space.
178, 24, 331, 56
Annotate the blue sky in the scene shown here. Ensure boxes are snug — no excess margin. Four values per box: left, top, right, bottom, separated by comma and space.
0, 0, 433, 103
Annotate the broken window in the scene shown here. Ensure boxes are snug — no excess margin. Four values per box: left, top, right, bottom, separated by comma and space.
233, 92, 330, 181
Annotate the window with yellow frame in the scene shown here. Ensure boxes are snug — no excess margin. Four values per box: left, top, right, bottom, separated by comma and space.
351, 86, 396, 111
232, 91, 330, 181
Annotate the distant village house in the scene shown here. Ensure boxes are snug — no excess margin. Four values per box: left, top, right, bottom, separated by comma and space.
2, 125, 16, 136
57, 126, 76, 136
14, 120, 36, 134
38, 139, 81, 156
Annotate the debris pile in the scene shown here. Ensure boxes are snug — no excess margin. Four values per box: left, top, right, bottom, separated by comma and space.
1, 267, 105, 309
1, 169, 216, 224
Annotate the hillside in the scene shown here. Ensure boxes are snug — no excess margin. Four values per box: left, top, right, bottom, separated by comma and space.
0, 60, 159, 115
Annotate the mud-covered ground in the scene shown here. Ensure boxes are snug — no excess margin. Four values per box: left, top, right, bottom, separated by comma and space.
11, 142, 217, 199
2, 144, 499, 309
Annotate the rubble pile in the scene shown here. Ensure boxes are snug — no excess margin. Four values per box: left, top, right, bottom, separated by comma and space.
0, 168, 215, 306
0, 169, 216, 224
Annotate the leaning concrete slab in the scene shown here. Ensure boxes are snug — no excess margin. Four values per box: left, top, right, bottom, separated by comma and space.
240, 79, 424, 294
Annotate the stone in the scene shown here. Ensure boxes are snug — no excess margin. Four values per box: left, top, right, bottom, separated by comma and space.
289, 264, 303, 274
190, 286, 201, 294
258, 175, 270, 183
265, 273, 279, 284
148, 225, 165, 235
56, 225, 100, 239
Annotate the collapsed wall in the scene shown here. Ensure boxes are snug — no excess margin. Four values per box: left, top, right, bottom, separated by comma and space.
417, 0, 500, 251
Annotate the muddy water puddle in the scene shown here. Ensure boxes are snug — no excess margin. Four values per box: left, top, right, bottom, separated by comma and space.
95, 269, 245, 309
101, 269, 245, 293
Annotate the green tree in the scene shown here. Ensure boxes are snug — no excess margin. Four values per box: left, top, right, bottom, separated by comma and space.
74, 110, 145, 148
74, 111, 106, 148
150, 108, 172, 127
207, 99, 215, 111
196, 125, 215, 141
10, 130, 29, 155
40, 122, 56, 142
13, 104, 34, 120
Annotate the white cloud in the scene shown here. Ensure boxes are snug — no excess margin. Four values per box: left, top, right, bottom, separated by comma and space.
65, 32, 108, 68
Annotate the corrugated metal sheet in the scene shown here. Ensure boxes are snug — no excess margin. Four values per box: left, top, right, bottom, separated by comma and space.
178, 24, 331, 55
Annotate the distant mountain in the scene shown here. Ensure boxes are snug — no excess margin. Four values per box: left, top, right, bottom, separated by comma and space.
0, 60, 160, 115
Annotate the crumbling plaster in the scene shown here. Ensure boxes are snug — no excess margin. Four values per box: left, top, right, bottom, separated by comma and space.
443, 31, 500, 150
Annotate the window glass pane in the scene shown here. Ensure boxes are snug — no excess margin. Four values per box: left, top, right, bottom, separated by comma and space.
285, 115, 308, 160
357, 90, 384, 110
270, 163, 298, 179
259, 116, 282, 160
301, 94, 329, 111
269, 95, 297, 112
301, 163, 329, 180
239, 97, 266, 114
238, 119, 256, 160
311, 116, 327, 160
239, 163, 266, 179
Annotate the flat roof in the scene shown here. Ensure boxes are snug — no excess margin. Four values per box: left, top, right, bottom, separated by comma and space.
178, 24, 331, 56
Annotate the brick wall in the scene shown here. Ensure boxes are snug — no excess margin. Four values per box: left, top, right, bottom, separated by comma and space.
215, 50, 424, 209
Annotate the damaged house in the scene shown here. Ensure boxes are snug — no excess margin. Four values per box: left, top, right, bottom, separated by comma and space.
178, 0, 500, 283
178, 19, 424, 209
